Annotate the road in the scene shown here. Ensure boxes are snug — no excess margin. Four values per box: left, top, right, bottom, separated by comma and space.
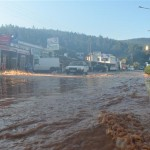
0, 71, 149, 150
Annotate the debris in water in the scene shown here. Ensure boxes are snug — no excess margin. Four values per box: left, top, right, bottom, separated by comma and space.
99, 111, 150, 150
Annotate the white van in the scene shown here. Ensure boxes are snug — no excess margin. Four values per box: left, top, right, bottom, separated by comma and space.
33, 57, 60, 72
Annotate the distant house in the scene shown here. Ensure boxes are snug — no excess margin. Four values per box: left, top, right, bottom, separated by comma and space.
86, 52, 120, 71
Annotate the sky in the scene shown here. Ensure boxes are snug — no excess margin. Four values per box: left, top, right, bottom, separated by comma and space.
0, 0, 150, 40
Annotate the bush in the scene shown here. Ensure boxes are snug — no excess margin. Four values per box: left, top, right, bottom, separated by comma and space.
144, 66, 150, 74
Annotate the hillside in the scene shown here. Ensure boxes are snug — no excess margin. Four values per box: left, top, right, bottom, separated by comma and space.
0, 24, 148, 65
123, 38, 150, 46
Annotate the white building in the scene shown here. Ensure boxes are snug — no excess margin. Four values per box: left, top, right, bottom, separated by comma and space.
86, 52, 102, 62
101, 53, 117, 64
86, 52, 117, 64
86, 52, 119, 71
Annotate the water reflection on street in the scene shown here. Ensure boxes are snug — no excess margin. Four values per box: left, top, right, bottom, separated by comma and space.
0, 72, 150, 150
0, 76, 90, 98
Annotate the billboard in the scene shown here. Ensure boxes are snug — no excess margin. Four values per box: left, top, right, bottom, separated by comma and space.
47, 37, 59, 51
0, 35, 11, 45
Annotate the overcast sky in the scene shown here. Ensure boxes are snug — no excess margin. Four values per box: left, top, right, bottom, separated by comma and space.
0, 0, 150, 40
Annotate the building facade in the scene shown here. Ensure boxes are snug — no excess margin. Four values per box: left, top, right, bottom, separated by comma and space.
86, 52, 120, 71
0, 35, 60, 72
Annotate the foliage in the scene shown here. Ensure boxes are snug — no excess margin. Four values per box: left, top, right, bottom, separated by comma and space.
123, 38, 150, 46
144, 66, 150, 74
126, 44, 148, 66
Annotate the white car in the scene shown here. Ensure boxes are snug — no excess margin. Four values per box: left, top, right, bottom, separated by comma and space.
65, 61, 89, 75
128, 66, 135, 71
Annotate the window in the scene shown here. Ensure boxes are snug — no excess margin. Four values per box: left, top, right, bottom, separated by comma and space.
34, 59, 39, 65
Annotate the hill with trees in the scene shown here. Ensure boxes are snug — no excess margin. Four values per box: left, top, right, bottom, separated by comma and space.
0, 24, 149, 66
123, 38, 150, 46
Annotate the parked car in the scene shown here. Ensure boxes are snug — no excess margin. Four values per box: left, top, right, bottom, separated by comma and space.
93, 64, 106, 72
128, 66, 135, 71
139, 66, 144, 70
110, 66, 118, 71
65, 61, 89, 75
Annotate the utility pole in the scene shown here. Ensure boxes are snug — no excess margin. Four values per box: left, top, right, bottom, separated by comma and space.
88, 37, 92, 72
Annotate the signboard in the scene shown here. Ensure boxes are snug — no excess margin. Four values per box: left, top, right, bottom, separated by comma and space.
0, 35, 11, 45
101, 54, 109, 62
101, 58, 108, 61
47, 37, 59, 51
0, 45, 30, 55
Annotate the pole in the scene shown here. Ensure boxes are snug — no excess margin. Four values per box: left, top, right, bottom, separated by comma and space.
88, 37, 92, 72
16, 50, 18, 70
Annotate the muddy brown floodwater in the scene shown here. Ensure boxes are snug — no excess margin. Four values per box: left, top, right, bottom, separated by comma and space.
0, 71, 150, 150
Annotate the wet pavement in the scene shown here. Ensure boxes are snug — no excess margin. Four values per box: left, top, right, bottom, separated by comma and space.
0, 71, 150, 150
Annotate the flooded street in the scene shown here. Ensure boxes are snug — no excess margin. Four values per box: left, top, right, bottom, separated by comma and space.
0, 71, 150, 150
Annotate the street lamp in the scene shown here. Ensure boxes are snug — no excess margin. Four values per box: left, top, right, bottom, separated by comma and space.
145, 45, 149, 51
144, 45, 150, 66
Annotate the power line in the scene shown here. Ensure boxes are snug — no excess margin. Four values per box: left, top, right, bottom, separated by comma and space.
139, 6, 150, 10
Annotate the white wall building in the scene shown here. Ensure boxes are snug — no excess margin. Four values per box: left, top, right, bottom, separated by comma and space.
86, 52, 120, 71
86, 52, 118, 65
86, 52, 101, 62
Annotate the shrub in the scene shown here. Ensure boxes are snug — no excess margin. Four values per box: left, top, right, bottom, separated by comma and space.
144, 66, 150, 74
